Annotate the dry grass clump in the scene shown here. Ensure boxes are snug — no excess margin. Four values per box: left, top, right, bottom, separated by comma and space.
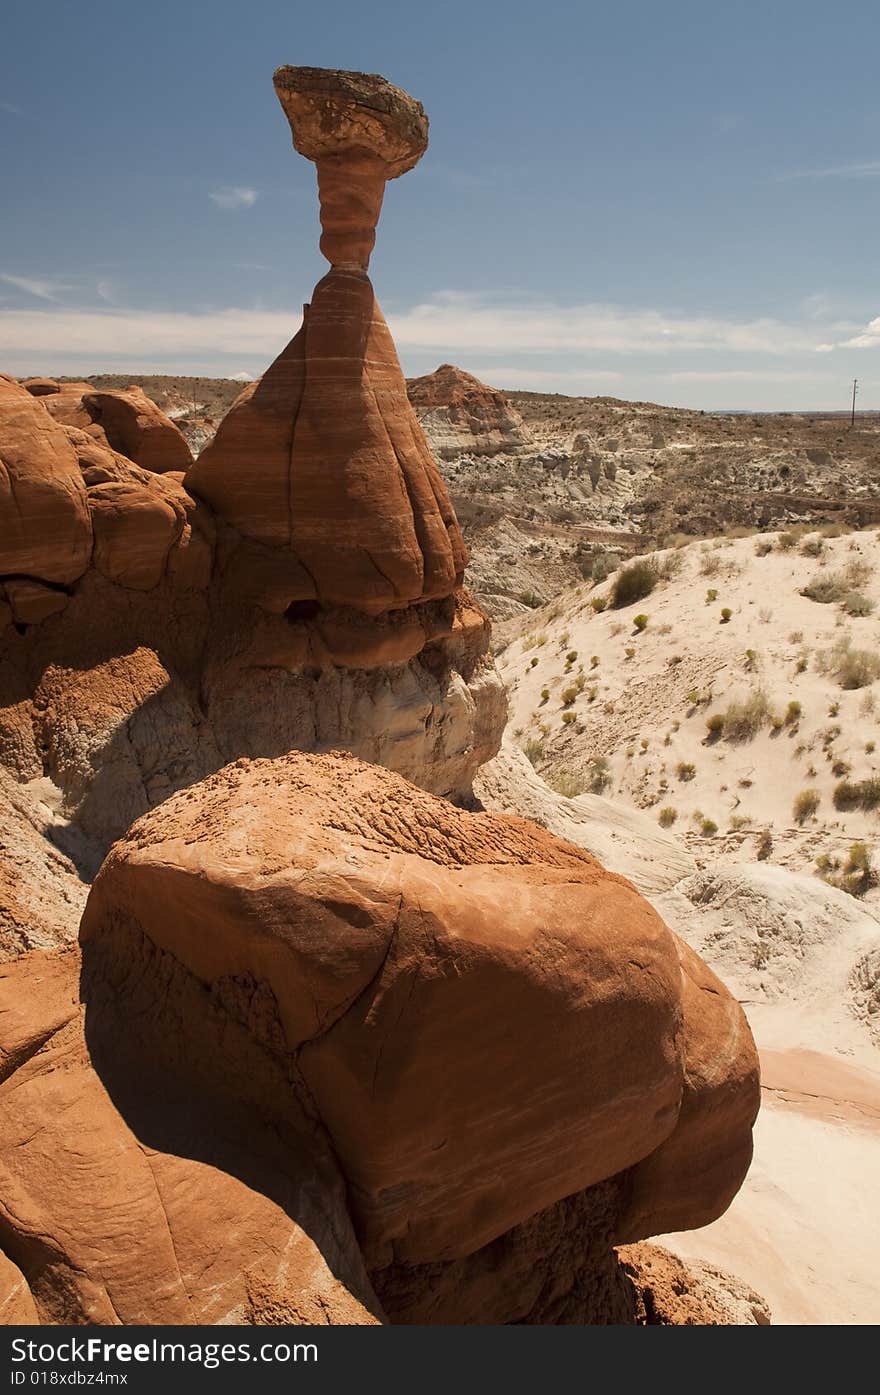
817, 842, 877, 898
611, 559, 657, 608
832, 777, 880, 811
546, 769, 588, 799
818, 637, 880, 690
793, 788, 820, 824
658, 806, 677, 827
713, 690, 772, 742
801, 559, 870, 604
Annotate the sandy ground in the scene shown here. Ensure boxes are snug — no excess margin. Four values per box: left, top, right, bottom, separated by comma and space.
661, 1042, 880, 1325
476, 727, 880, 1325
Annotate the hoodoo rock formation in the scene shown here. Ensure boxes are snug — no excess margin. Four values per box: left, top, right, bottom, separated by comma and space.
0, 66, 763, 1327
187, 68, 472, 668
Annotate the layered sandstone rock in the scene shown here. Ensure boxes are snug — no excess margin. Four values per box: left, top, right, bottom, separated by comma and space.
187, 67, 469, 656
43, 384, 193, 474
407, 363, 530, 459
0, 948, 380, 1324
80, 751, 760, 1276
0, 377, 92, 592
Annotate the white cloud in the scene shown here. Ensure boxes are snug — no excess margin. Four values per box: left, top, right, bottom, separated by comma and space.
840, 316, 880, 349
228, 370, 254, 381
0, 102, 21, 116
386, 291, 828, 357
209, 186, 259, 210
0, 272, 74, 302
0, 292, 871, 387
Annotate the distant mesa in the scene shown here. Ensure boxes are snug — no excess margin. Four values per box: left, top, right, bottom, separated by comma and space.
407, 362, 531, 459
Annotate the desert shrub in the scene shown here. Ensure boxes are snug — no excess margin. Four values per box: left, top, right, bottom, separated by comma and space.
721, 690, 771, 742
705, 712, 724, 737
566, 650, 578, 664
743, 648, 758, 671
756, 828, 773, 860
540, 687, 550, 705
590, 593, 608, 613
867, 741, 876, 754
833, 777, 880, 811
729, 814, 752, 831
720, 607, 732, 623
700, 553, 722, 578
574, 673, 587, 693
819, 638, 880, 690
633, 613, 649, 632
625, 646, 635, 659
523, 738, 545, 766
842, 591, 874, 617
590, 655, 600, 668
519, 590, 543, 609
676, 761, 696, 781
795, 654, 808, 674
658, 806, 678, 827
785, 700, 802, 724
789, 630, 804, 643
591, 553, 616, 583
800, 534, 825, 557
705, 588, 718, 604
561, 685, 579, 707
818, 842, 877, 898
793, 788, 820, 824
655, 550, 685, 580
561, 711, 578, 726
611, 559, 657, 608
700, 818, 718, 836
832, 759, 851, 777
755, 538, 773, 557
802, 560, 871, 605
758, 606, 773, 623
778, 531, 798, 550
529, 656, 539, 668
589, 757, 611, 793
547, 770, 588, 799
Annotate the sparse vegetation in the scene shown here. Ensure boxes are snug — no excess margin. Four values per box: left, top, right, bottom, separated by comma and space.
720, 607, 732, 623
793, 788, 821, 824
785, 700, 802, 724
718, 690, 771, 742
546, 770, 588, 799
611, 559, 658, 608
589, 757, 611, 793
700, 817, 718, 836
833, 777, 880, 812
633, 613, 649, 632
756, 828, 773, 860
676, 761, 697, 782
818, 842, 877, 898
658, 806, 678, 827
819, 637, 880, 690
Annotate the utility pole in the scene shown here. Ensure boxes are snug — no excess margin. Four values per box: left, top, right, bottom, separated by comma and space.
851, 377, 858, 428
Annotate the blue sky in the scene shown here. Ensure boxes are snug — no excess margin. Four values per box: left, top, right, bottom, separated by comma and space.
1, 0, 878, 408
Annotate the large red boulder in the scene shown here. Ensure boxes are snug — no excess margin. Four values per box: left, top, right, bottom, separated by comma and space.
43, 384, 193, 474
80, 751, 760, 1269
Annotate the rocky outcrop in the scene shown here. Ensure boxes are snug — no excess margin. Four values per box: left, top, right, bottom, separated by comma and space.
0, 948, 380, 1324
79, 752, 759, 1278
43, 383, 193, 474
407, 363, 530, 459
187, 68, 471, 670
0, 377, 92, 595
